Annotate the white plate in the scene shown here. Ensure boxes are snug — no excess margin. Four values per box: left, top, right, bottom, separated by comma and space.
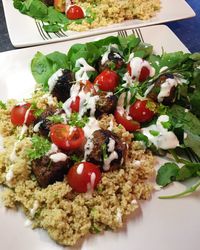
0, 25, 200, 250
2, 0, 195, 47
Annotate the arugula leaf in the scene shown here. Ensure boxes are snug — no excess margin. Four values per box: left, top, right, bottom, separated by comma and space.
71, 154, 82, 163
27, 135, 51, 160
156, 162, 179, 187
43, 24, 61, 33
176, 163, 200, 181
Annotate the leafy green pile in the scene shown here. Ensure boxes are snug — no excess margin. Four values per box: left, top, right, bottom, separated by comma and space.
13, 0, 96, 33
30, 34, 200, 198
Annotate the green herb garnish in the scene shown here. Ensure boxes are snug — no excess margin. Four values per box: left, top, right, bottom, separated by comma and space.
27, 135, 51, 160
0, 100, 6, 110
47, 115, 64, 123
68, 113, 89, 128
101, 143, 108, 161
149, 130, 160, 137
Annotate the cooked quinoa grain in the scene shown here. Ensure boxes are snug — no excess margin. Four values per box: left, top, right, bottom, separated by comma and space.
66, 0, 161, 31
0, 96, 155, 246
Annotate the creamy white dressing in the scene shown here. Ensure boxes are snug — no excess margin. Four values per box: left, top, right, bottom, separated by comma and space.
116, 208, 122, 223
69, 126, 75, 135
49, 152, 67, 163
0, 135, 4, 152
159, 66, 168, 73
63, 82, 99, 118
83, 117, 100, 138
107, 138, 115, 152
141, 115, 179, 150
144, 84, 154, 97
33, 121, 43, 133
101, 44, 121, 65
157, 78, 178, 102
48, 69, 63, 92
30, 200, 39, 217
129, 57, 155, 79
103, 151, 118, 171
108, 118, 114, 131
76, 163, 84, 175
6, 165, 14, 182
46, 143, 58, 156
122, 72, 134, 87
75, 58, 95, 83
133, 160, 141, 168
131, 199, 138, 205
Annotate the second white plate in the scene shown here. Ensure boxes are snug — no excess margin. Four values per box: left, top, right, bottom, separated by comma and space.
2, 0, 195, 47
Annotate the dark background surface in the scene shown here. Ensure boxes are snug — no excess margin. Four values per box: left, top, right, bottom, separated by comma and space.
0, 0, 199, 53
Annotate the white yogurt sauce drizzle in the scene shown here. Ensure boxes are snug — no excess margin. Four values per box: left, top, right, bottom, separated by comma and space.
103, 151, 118, 171
76, 163, 84, 175
129, 57, 155, 79
30, 200, 39, 217
48, 69, 63, 92
157, 77, 178, 102
46, 143, 58, 156
75, 58, 95, 83
141, 115, 179, 150
101, 44, 120, 65
33, 121, 43, 133
49, 152, 67, 163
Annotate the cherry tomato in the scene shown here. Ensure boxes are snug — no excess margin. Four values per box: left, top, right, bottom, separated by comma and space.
50, 124, 85, 150
70, 81, 96, 112
94, 69, 119, 92
82, 81, 97, 95
66, 5, 84, 20
129, 100, 155, 123
11, 103, 36, 126
54, 0, 65, 12
67, 162, 101, 193
127, 63, 150, 82
114, 109, 140, 132
70, 96, 80, 113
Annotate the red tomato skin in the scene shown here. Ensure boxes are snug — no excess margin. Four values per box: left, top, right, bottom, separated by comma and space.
50, 124, 85, 150
82, 81, 97, 95
94, 69, 119, 92
67, 162, 101, 193
66, 5, 84, 20
114, 109, 140, 132
70, 96, 80, 113
54, 0, 65, 12
11, 103, 36, 126
129, 100, 155, 123
138, 67, 150, 82
127, 63, 150, 82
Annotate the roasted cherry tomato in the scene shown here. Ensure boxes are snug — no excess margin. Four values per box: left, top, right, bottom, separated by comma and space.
129, 100, 155, 123
11, 103, 36, 126
114, 109, 140, 132
54, 0, 65, 12
127, 63, 150, 82
66, 5, 84, 20
67, 162, 101, 193
50, 124, 85, 150
70, 96, 80, 113
94, 69, 119, 92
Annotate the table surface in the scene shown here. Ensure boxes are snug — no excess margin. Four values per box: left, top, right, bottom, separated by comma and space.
0, 0, 199, 53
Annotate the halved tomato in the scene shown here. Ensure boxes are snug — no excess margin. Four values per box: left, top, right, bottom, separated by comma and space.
50, 124, 85, 150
